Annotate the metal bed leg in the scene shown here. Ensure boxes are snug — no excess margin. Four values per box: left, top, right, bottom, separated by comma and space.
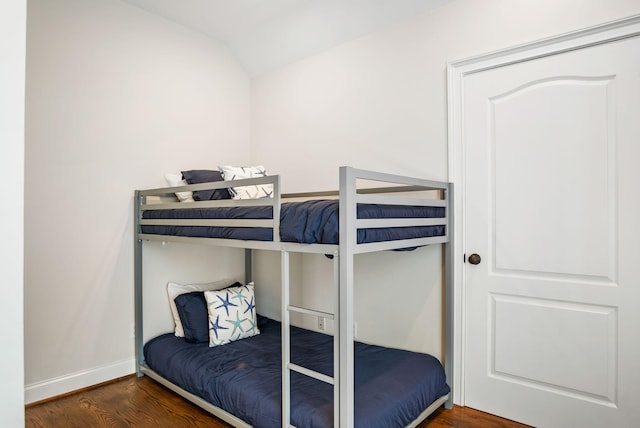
134, 191, 144, 377
444, 184, 454, 409
281, 250, 291, 428
245, 249, 253, 283
338, 166, 356, 427
332, 250, 341, 427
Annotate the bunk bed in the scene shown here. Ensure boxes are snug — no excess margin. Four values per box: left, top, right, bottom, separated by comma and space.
134, 166, 453, 427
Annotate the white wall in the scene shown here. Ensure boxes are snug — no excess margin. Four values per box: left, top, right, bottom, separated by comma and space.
0, 1, 26, 425
24, 0, 250, 403
251, 0, 640, 357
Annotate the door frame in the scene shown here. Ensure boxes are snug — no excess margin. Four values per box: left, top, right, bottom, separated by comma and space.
446, 14, 640, 406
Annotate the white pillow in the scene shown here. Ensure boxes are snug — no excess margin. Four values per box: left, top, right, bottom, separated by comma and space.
204, 282, 260, 347
164, 173, 195, 203
218, 165, 273, 200
167, 278, 235, 337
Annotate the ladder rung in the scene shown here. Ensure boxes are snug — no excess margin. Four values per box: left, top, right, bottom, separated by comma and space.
288, 363, 334, 385
287, 305, 334, 320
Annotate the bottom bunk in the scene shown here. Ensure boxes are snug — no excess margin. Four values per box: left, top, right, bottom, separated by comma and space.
143, 316, 450, 428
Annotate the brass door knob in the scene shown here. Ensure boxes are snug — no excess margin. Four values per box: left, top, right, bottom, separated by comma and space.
468, 253, 482, 265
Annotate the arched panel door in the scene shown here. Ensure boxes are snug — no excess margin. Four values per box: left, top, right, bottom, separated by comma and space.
452, 19, 640, 428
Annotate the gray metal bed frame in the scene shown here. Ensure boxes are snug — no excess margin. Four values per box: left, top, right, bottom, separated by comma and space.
134, 166, 453, 427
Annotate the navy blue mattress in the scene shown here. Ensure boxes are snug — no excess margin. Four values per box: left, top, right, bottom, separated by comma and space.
141, 200, 446, 244
144, 317, 449, 428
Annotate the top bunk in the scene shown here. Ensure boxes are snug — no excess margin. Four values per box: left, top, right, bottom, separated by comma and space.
135, 166, 451, 255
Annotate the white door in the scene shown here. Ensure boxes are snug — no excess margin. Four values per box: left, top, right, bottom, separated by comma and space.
461, 31, 640, 427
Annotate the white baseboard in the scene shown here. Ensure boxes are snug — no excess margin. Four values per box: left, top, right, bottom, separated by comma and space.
25, 358, 135, 405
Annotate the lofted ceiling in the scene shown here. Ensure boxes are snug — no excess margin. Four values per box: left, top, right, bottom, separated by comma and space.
121, 0, 452, 77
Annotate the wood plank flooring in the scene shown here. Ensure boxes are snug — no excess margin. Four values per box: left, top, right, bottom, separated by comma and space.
25, 375, 531, 428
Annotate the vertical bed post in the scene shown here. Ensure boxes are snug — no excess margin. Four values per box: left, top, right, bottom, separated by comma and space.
245, 249, 253, 283
281, 250, 291, 428
273, 175, 281, 244
134, 191, 144, 377
338, 166, 356, 428
332, 249, 341, 427
444, 183, 454, 409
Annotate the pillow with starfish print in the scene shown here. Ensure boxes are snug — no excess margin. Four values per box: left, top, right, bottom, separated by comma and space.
204, 282, 260, 347
218, 165, 273, 200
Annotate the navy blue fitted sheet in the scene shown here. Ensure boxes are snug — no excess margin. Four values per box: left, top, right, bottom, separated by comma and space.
141, 200, 445, 244
144, 317, 449, 428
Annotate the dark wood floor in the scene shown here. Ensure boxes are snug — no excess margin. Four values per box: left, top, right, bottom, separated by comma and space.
25, 375, 530, 427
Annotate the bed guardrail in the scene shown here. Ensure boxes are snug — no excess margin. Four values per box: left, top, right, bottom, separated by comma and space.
135, 168, 449, 254
136, 175, 283, 250
340, 167, 449, 254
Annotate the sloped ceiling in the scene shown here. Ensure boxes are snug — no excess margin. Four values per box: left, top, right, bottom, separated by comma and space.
121, 0, 452, 76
